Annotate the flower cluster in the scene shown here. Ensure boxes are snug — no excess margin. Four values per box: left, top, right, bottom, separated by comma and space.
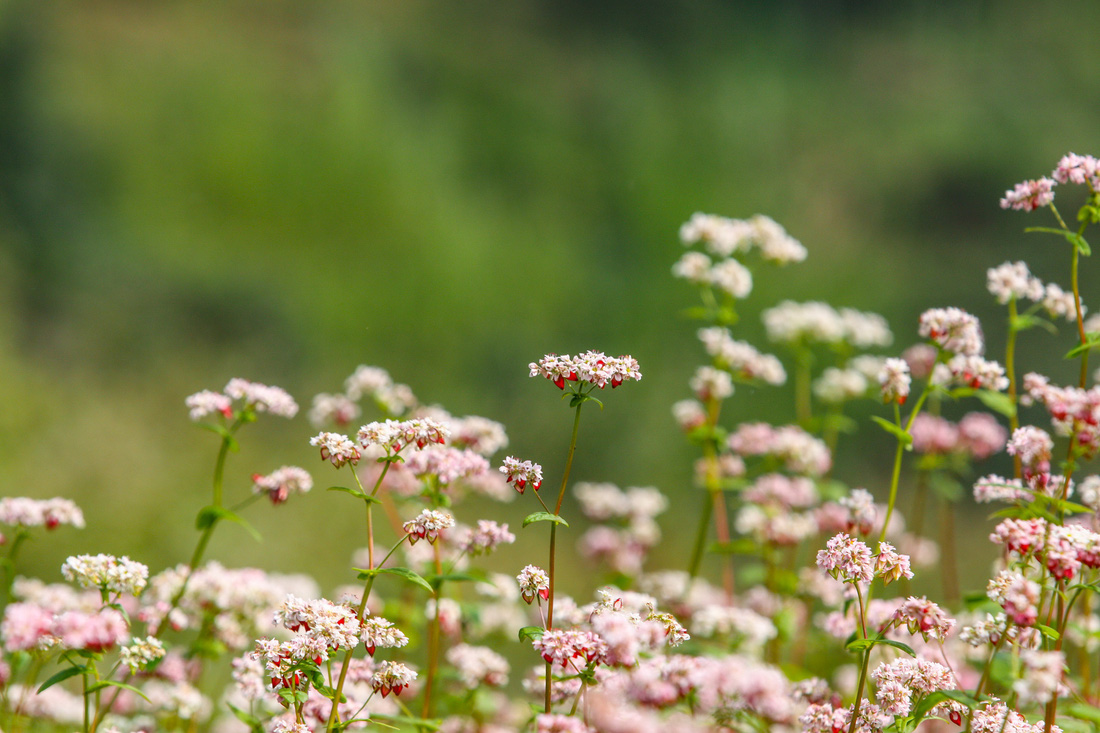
0, 497, 85, 530
529, 352, 642, 390
402, 509, 455, 545
762, 300, 893, 348
499, 456, 543, 493
250, 466, 313, 504
186, 379, 298, 421
61, 554, 149, 598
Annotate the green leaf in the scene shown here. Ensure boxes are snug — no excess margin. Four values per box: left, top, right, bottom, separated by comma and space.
975, 389, 1017, 418
195, 505, 262, 542
1035, 623, 1061, 641
1025, 226, 1092, 256
38, 665, 85, 693
870, 415, 912, 445
367, 713, 441, 731
85, 679, 150, 702
197, 422, 241, 451
518, 625, 544, 643
1064, 334, 1100, 360
354, 566, 434, 594
1011, 313, 1058, 334
845, 637, 916, 657
227, 703, 266, 733
523, 512, 569, 529
1065, 703, 1100, 724
326, 486, 380, 504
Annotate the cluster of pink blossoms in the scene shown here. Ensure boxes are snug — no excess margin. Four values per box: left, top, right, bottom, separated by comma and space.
370, 659, 417, 698
529, 351, 642, 390
499, 456, 543, 493
909, 412, 1007, 459
250, 466, 312, 504
1021, 372, 1100, 458
986, 260, 1082, 320
0, 497, 84, 530
727, 423, 831, 476
185, 379, 298, 421
310, 417, 450, 468
517, 565, 550, 604
816, 533, 913, 586
402, 508, 455, 545
918, 306, 984, 356
1001, 152, 1100, 211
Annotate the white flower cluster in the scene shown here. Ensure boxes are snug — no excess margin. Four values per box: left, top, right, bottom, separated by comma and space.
186, 378, 298, 420
697, 327, 786, 385
61, 554, 148, 597
762, 301, 892, 348
679, 212, 807, 264
529, 351, 642, 390
0, 497, 84, 530
987, 261, 1083, 321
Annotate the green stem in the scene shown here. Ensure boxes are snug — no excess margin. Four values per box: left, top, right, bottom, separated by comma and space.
1005, 299, 1023, 480
687, 491, 714, 581
795, 346, 813, 427
846, 585, 871, 733
545, 400, 584, 713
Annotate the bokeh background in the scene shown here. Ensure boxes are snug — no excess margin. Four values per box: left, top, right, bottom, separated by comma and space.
2, 0, 1098, 596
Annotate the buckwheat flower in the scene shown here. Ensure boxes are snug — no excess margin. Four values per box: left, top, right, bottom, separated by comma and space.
535, 628, 608, 666
672, 399, 707, 431
356, 419, 403, 452
990, 517, 1047, 555
959, 613, 1009, 647
839, 308, 893, 348
874, 542, 913, 584
1080, 475, 1100, 511
460, 520, 515, 556
371, 660, 417, 698
251, 466, 313, 505
343, 364, 392, 401
918, 307, 983, 356
900, 343, 938, 380
708, 258, 753, 299
310, 431, 360, 467
987, 261, 1045, 304
1000, 177, 1056, 211
973, 474, 1030, 503
909, 414, 959, 454
536, 713, 594, 733
447, 643, 509, 688
1006, 426, 1053, 470
449, 415, 509, 456
405, 446, 490, 485
1014, 649, 1065, 705
987, 570, 1040, 626
499, 456, 543, 493
944, 354, 1010, 391
120, 636, 166, 672
752, 213, 808, 264
0, 497, 85, 530
762, 300, 846, 344
274, 595, 361, 652
530, 353, 578, 389
517, 565, 550, 604
894, 596, 955, 642
690, 365, 733, 401
1041, 282, 1082, 321
679, 212, 756, 256
224, 378, 298, 417
816, 533, 873, 584
838, 488, 878, 536
360, 615, 409, 656
957, 412, 1007, 459
396, 417, 450, 449
671, 251, 712, 284
272, 722, 312, 733
185, 389, 233, 421
54, 608, 128, 651
62, 554, 148, 597
308, 393, 360, 427
403, 509, 455, 545
1052, 152, 1100, 187
877, 357, 911, 404
814, 367, 869, 404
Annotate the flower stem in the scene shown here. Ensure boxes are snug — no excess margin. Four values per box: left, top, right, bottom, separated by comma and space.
1005, 299, 1023, 480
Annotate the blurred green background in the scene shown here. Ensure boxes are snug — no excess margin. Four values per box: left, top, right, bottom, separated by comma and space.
1, 0, 1098, 595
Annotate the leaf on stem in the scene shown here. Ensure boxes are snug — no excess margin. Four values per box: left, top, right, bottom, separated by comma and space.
227, 703, 266, 733
522, 512, 569, 529
1011, 313, 1058, 334
870, 416, 913, 445
1064, 703, 1100, 724
845, 637, 916, 657
195, 505, 262, 542
85, 679, 151, 702
974, 390, 1016, 418
1064, 333, 1100, 360
1025, 226, 1092, 256
37, 665, 85, 693
368, 714, 442, 731
326, 486, 381, 504
354, 567, 434, 594
518, 625, 544, 643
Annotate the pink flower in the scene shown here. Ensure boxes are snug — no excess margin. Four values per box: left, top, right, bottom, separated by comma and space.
1000, 177, 1056, 211
499, 456, 543, 493
251, 466, 312, 505
402, 509, 455, 545
517, 565, 550, 604
816, 533, 873, 585
309, 432, 360, 468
